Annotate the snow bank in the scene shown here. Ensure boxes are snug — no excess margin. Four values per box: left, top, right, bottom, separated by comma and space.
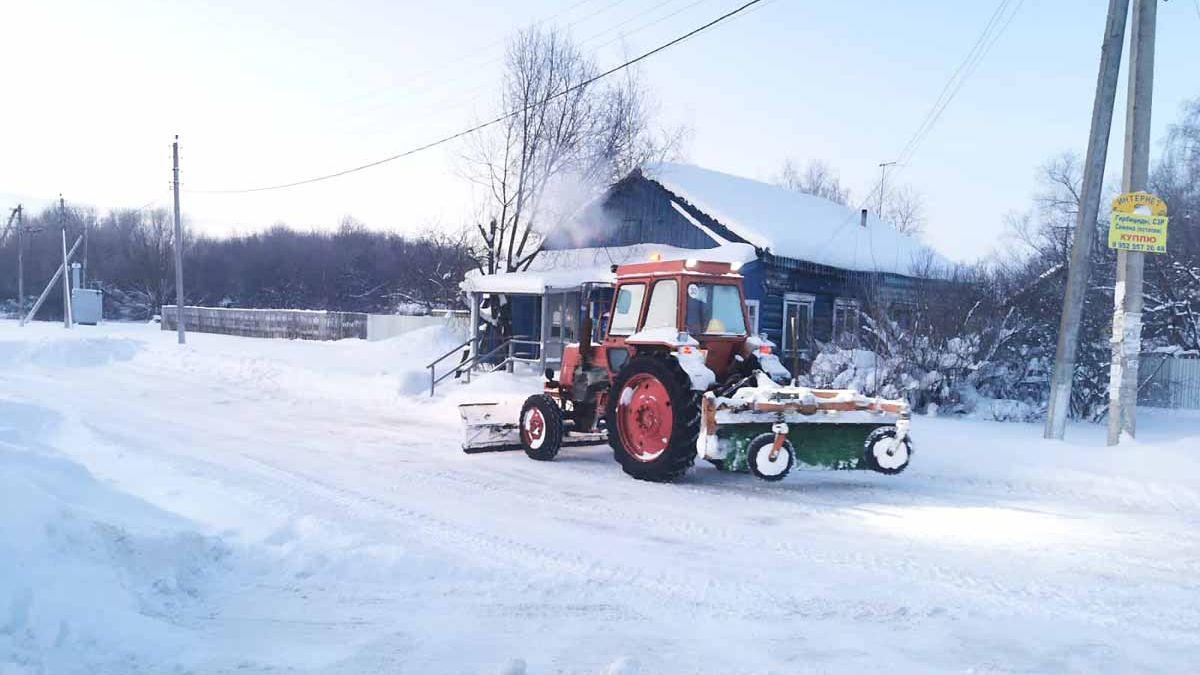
0, 400, 225, 674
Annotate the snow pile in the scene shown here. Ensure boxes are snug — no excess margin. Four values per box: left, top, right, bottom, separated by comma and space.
0, 400, 225, 674
644, 162, 952, 276
0, 336, 142, 369
807, 345, 1044, 421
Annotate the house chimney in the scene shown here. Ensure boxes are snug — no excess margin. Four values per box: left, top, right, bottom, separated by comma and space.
860, 209, 868, 228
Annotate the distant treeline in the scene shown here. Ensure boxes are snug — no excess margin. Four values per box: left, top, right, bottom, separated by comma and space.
0, 211, 476, 321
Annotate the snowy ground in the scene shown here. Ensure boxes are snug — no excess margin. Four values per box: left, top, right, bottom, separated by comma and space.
2, 320, 1199, 674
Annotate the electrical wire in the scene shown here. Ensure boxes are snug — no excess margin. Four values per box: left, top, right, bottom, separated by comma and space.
191, 0, 767, 195
806, 0, 1024, 263
339, 0, 715, 137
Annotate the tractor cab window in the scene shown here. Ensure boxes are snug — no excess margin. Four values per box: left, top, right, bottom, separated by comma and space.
642, 280, 678, 331
608, 283, 645, 336
685, 283, 747, 336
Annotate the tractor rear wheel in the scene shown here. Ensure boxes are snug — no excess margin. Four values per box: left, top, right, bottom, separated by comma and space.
606, 355, 701, 482
520, 394, 564, 461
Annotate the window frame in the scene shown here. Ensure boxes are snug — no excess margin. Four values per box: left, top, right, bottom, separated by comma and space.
684, 282, 748, 337
832, 297, 860, 348
642, 279, 680, 332
781, 292, 815, 357
744, 299, 761, 336
607, 283, 647, 337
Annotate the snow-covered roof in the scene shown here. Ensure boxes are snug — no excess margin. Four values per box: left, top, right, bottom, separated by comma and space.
460, 243, 757, 295
642, 162, 952, 277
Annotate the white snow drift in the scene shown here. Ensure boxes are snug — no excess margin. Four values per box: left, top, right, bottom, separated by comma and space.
1, 320, 1198, 674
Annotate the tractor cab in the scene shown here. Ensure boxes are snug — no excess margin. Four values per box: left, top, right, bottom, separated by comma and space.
601, 258, 751, 380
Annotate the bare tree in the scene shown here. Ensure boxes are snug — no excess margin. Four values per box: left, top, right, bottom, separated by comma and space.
882, 185, 926, 236
466, 26, 679, 276
774, 158, 851, 205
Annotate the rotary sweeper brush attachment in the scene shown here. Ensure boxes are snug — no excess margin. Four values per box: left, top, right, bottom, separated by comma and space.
697, 383, 912, 480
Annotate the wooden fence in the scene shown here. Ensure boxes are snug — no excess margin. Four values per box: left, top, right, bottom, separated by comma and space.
161, 306, 368, 341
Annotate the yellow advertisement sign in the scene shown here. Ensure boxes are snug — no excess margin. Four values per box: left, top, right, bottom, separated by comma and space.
1108, 192, 1168, 254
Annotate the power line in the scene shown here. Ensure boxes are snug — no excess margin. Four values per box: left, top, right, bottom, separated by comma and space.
322, 0, 722, 141
192, 0, 767, 195
330, 0, 606, 112
806, 0, 1025, 262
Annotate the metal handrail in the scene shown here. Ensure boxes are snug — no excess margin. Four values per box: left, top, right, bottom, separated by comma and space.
426, 335, 541, 396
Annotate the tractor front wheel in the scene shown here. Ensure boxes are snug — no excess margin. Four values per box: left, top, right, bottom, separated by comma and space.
606, 355, 701, 482
746, 433, 794, 482
863, 425, 911, 474
520, 394, 564, 461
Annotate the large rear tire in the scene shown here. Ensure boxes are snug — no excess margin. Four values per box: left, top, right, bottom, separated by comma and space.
520, 394, 564, 461
606, 355, 701, 482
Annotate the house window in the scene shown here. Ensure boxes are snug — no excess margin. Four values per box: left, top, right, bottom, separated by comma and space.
643, 279, 679, 331
890, 302, 917, 331
832, 298, 859, 347
745, 299, 760, 336
782, 293, 814, 357
609, 283, 645, 336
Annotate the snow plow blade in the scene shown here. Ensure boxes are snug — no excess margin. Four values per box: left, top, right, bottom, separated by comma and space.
699, 386, 913, 473
459, 402, 522, 453
459, 401, 608, 454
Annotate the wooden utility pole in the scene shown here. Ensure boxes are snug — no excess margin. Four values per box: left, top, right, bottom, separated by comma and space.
15, 205, 25, 324
878, 161, 897, 218
1044, 0, 1130, 439
1107, 0, 1157, 446
172, 135, 186, 345
59, 196, 72, 329
61, 227, 73, 328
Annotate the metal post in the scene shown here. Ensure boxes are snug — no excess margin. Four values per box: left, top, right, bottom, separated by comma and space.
467, 292, 480, 384
1044, 0, 1130, 439
539, 292, 551, 374
172, 135, 186, 345
1107, 0, 1156, 446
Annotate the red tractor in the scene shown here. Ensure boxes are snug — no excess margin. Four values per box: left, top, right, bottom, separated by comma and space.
461, 258, 912, 482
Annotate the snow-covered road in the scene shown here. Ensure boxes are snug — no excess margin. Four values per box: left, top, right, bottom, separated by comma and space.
2, 321, 1198, 674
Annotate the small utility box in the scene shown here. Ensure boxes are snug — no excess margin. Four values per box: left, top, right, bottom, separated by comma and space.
72, 288, 103, 325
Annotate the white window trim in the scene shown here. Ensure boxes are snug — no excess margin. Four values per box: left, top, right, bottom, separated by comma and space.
832, 297, 860, 347
782, 293, 815, 355
744, 299, 760, 336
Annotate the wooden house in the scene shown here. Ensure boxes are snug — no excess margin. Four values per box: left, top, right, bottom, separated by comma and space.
461, 163, 950, 373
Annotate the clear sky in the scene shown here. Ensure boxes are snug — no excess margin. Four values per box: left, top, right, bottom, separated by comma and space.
2, 0, 1197, 262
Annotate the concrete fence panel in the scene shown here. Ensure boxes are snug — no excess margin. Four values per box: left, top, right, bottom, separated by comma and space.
162, 306, 368, 341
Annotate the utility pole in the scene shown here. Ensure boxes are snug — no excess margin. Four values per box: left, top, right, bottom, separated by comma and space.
15, 205, 25, 324
878, 161, 897, 218
59, 196, 72, 329
61, 228, 73, 328
1107, 0, 1156, 446
1044, 0, 1130, 440
172, 135, 186, 345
